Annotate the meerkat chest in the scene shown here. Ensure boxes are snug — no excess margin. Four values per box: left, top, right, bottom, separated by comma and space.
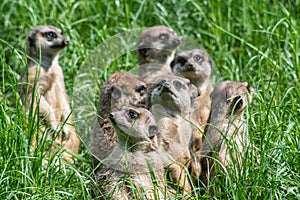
39, 65, 67, 105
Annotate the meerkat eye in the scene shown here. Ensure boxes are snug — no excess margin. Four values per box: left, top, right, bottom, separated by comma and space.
135, 85, 147, 96
173, 81, 183, 89
159, 33, 168, 40
232, 96, 244, 111
194, 55, 203, 63
127, 109, 140, 120
246, 84, 252, 93
43, 31, 57, 39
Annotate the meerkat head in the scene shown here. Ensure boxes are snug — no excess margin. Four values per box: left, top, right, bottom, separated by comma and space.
171, 49, 213, 84
98, 72, 147, 118
26, 25, 69, 58
137, 26, 181, 65
210, 81, 255, 119
109, 106, 158, 151
147, 75, 199, 117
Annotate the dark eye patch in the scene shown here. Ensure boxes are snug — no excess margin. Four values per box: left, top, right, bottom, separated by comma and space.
43, 31, 57, 39
127, 109, 140, 120
177, 56, 187, 66
135, 85, 147, 96
230, 96, 244, 114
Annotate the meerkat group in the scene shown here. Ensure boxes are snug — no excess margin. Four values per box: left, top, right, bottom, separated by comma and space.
18, 25, 254, 197
92, 25, 255, 198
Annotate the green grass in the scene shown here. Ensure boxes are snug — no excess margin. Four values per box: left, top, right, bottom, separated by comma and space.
1, 0, 299, 199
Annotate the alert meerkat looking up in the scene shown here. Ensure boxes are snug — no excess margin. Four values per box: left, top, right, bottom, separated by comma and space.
147, 75, 202, 192
137, 26, 181, 83
19, 25, 79, 162
91, 72, 147, 165
200, 81, 254, 189
171, 49, 214, 126
95, 106, 174, 199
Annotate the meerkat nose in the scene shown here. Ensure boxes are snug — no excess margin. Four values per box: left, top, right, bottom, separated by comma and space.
109, 113, 114, 120
175, 38, 181, 45
64, 39, 69, 46
187, 64, 194, 70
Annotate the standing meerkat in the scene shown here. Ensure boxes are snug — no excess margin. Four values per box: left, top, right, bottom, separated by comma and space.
19, 25, 80, 162
171, 49, 214, 127
96, 106, 174, 199
147, 75, 202, 192
200, 81, 254, 189
91, 72, 147, 165
137, 26, 181, 83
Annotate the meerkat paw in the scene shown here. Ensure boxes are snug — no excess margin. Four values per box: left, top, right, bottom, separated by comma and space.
49, 123, 70, 142
61, 126, 70, 141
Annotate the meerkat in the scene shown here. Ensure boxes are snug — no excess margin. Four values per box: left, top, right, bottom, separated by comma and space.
91, 72, 147, 165
96, 106, 174, 199
171, 49, 214, 127
147, 75, 202, 192
137, 26, 181, 83
19, 25, 80, 162
199, 81, 254, 188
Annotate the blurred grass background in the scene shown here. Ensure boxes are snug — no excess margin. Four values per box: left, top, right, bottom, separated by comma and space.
0, 0, 299, 199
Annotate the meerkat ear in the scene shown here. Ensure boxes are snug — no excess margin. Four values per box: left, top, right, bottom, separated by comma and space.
208, 56, 215, 68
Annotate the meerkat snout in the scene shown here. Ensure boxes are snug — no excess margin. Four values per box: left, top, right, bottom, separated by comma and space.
108, 113, 115, 123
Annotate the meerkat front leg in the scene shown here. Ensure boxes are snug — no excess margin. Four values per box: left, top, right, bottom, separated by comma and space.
34, 94, 59, 131
59, 98, 73, 141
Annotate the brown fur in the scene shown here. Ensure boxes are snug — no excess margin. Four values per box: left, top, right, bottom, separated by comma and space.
171, 49, 214, 127
137, 26, 181, 83
147, 75, 202, 192
19, 25, 79, 162
200, 81, 254, 191
95, 107, 174, 199
91, 72, 147, 165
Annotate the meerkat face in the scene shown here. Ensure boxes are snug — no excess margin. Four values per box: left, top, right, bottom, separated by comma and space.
148, 76, 198, 115
171, 49, 213, 81
211, 81, 255, 118
109, 106, 158, 148
26, 25, 69, 57
137, 26, 181, 64
108, 73, 147, 111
